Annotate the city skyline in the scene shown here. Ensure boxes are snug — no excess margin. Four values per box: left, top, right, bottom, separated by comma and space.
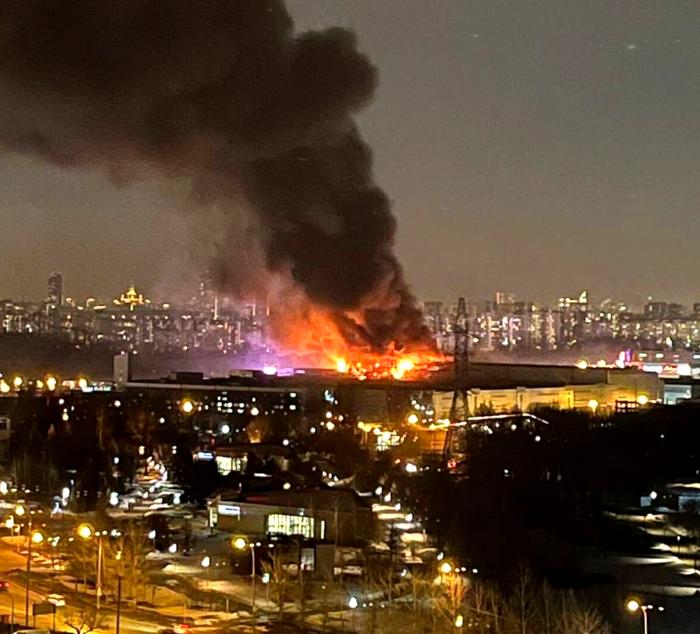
3, 2, 700, 306
3, 271, 700, 313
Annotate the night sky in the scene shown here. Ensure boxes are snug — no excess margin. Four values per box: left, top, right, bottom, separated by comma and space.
2, 0, 700, 306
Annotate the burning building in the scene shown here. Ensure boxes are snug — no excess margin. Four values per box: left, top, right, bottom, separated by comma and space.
0, 0, 436, 370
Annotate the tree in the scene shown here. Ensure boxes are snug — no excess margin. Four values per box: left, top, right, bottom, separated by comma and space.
511, 566, 536, 634
103, 520, 151, 605
558, 593, 610, 634
263, 547, 298, 624
65, 607, 106, 634
433, 569, 469, 633
65, 534, 96, 590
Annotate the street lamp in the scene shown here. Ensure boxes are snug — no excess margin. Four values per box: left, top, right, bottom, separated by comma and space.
439, 561, 454, 575
24, 524, 45, 627
76, 523, 106, 611
625, 597, 661, 634
115, 550, 123, 634
201, 555, 211, 593
232, 537, 257, 633
17, 504, 43, 626
148, 529, 156, 551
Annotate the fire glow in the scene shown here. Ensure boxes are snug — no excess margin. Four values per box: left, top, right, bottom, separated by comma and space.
334, 354, 418, 380
268, 303, 443, 381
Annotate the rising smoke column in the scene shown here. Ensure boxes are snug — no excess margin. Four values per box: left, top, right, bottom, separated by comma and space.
0, 0, 430, 351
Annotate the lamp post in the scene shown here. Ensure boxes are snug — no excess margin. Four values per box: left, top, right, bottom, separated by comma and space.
201, 555, 211, 591
18, 504, 44, 628
626, 598, 664, 634
76, 523, 107, 611
438, 561, 467, 634
348, 596, 358, 631
626, 599, 648, 634
232, 537, 256, 633
115, 549, 123, 634
148, 529, 156, 551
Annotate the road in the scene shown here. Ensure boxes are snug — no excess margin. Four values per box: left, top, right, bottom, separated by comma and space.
0, 540, 215, 633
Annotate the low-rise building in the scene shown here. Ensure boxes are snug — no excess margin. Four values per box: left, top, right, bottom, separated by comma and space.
209, 487, 374, 546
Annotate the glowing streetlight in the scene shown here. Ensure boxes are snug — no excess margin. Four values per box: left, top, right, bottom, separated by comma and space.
168, 543, 178, 554
455, 614, 464, 628
638, 394, 649, 406
625, 598, 649, 634
250, 406, 260, 416
232, 537, 257, 633
14, 504, 26, 518
46, 376, 57, 391
439, 561, 454, 575
348, 596, 358, 609
587, 399, 599, 413
30, 530, 44, 545
201, 555, 211, 568
181, 399, 195, 414
407, 413, 419, 425
12, 376, 23, 389
77, 523, 94, 540
22, 511, 45, 627
0, 381, 9, 394
78, 377, 88, 391
76, 523, 106, 610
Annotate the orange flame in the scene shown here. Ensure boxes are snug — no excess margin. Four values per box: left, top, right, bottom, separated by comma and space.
266, 302, 442, 380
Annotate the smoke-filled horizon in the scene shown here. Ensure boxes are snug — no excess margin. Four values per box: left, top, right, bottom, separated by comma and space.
0, 0, 429, 351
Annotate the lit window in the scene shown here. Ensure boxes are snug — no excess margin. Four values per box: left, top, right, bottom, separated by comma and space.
267, 514, 315, 539
216, 455, 247, 475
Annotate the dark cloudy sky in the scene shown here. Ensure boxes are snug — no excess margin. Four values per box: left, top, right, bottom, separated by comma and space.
2, 0, 700, 306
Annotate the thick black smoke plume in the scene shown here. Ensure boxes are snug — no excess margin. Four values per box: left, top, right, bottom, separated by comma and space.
0, 0, 430, 350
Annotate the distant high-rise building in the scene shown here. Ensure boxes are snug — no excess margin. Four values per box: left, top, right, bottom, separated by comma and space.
668, 303, 684, 319
47, 272, 63, 308
644, 301, 667, 320
495, 291, 515, 306
558, 290, 589, 345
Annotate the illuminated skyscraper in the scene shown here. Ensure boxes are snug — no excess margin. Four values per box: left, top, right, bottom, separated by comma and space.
47, 272, 63, 308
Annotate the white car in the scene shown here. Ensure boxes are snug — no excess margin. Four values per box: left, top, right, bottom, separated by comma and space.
46, 593, 66, 607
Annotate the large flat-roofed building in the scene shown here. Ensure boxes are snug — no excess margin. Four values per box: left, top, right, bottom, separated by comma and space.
113, 357, 662, 428
431, 365, 660, 417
